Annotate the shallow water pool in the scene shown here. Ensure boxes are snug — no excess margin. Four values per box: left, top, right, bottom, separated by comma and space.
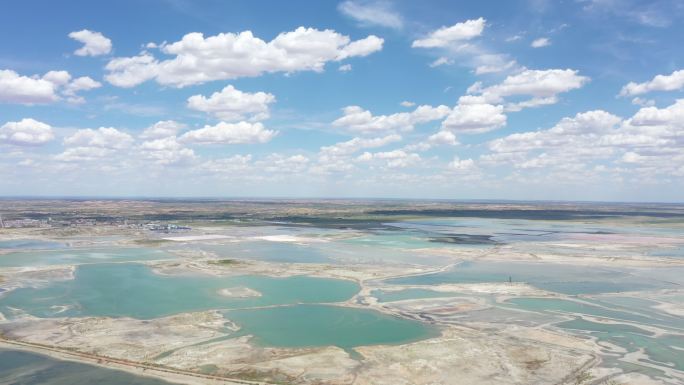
0, 263, 360, 319
226, 304, 438, 350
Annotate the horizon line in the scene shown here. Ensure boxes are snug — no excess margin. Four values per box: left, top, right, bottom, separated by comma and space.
0, 195, 682, 205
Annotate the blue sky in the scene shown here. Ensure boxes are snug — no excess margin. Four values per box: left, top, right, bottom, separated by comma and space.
1, 0, 683, 201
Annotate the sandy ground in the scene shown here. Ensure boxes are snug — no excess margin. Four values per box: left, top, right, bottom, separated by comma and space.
354, 327, 597, 385
0, 311, 230, 362
0, 313, 598, 385
0, 339, 260, 385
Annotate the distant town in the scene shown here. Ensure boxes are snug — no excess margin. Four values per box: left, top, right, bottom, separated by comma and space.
0, 214, 191, 232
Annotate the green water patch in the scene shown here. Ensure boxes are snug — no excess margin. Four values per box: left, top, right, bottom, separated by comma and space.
506, 297, 684, 378
384, 217, 623, 244
342, 232, 436, 249
590, 296, 661, 309
536, 281, 658, 295
225, 304, 438, 352
192, 235, 453, 266
371, 288, 461, 303
0, 247, 174, 267
0, 239, 65, 250
342, 229, 493, 250
340, 218, 501, 252
582, 297, 684, 328
505, 298, 684, 331
0, 263, 360, 319
557, 318, 655, 336
196, 241, 335, 264
625, 334, 684, 372
386, 261, 676, 295
557, 319, 684, 373
0, 349, 173, 385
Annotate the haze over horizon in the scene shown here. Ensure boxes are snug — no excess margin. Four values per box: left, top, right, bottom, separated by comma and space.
1, 0, 683, 202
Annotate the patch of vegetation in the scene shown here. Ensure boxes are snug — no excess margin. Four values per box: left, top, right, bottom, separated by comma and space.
133, 239, 171, 246
269, 215, 393, 230
524, 358, 547, 370
574, 374, 624, 385
574, 371, 594, 385
209, 259, 241, 266
197, 364, 219, 375
228, 368, 292, 385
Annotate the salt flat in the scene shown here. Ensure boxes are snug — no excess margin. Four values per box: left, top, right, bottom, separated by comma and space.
1, 200, 684, 385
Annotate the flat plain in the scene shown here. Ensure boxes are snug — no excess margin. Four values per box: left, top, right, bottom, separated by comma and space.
1, 199, 683, 385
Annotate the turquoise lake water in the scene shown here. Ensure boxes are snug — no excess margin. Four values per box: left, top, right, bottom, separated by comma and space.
0, 349, 172, 385
391, 217, 684, 239
386, 218, 565, 244
385, 261, 676, 295
226, 304, 438, 350
504, 297, 684, 377
0, 248, 174, 267
557, 319, 684, 373
0, 263, 360, 319
195, 241, 335, 263
194, 237, 453, 266
505, 298, 684, 330
0, 239, 65, 250
342, 231, 487, 249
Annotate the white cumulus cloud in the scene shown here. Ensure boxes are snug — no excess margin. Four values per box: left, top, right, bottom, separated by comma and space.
469, 69, 589, 111
332, 104, 450, 134
619, 69, 684, 97
139, 120, 186, 140
0, 70, 58, 104
187, 85, 275, 121
449, 157, 476, 171
405, 130, 459, 151
0, 69, 101, 104
139, 136, 196, 166
105, 27, 383, 88
63, 76, 102, 103
358, 149, 421, 168
428, 130, 459, 146
320, 134, 402, 157
315, 134, 402, 174
64, 127, 134, 149
0, 118, 55, 146
68, 29, 112, 56
180, 121, 277, 145
441, 98, 507, 134
57, 127, 133, 162
478, 103, 684, 177
412, 18, 486, 48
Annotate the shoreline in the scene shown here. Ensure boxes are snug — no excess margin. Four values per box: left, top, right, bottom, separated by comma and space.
0, 337, 268, 385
